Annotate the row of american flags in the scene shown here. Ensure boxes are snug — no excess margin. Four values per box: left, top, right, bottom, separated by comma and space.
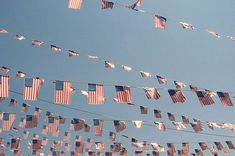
0, 75, 233, 106
66, 0, 235, 41
1, 103, 235, 156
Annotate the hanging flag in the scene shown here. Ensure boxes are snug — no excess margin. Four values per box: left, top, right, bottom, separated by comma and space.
68, 0, 83, 10
115, 85, 132, 103
182, 143, 190, 154
0, 75, 9, 97
109, 131, 116, 141
195, 149, 203, 156
154, 121, 166, 131
156, 75, 167, 84
63, 132, 71, 142
152, 151, 160, 156
114, 120, 126, 132
68, 50, 80, 57
25, 115, 38, 128
105, 61, 115, 69
144, 88, 160, 100
182, 116, 189, 124
34, 107, 42, 117
0, 28, 8, 33
217, 92, 233, 106
137, 0, 142, 6
190, 122, 203, 133
84, 124, 90, 132
21, 103, 30, 112
172, 121, 186, 130
101, 0, 114, 9
140, 71, 151, 77
95, 142, 105, 151
70, 118, 85, 131
154, 109, 162, 118
132, 120, 143, 128
120, 147, 128, 156
209, 147, 218, 155
140, 106, 148, 114
51, 45, 62, 52
122, 65, 132, 71
10, 138, 21, 149
32, 139, 42, 150
86, 138, 94, 149
167, 143, 176, 155
127, 1, 138, 11
59, 116, 66, 124
22, 131, 29, 140
32, 40, 44, 46
206, 30, 220, 38
167, 112, 176, 121
41, 125, 48, 135
48, 116, 59, 135
179, 22, 194, 30
174, 81, 186, 89
18, 117, 26, 128
64, 143, 71, 152
16, 71, 26, 78
75, 141, 84, 153
23, 78, 42, 100
189, 85, 198, 92
88, 83, 104, 104
15, 35, 25, 40
151, 143, 165, 152
198, 142, 208, 151
9, 99, 17, 107
226, 141, 235, 150
196, 91, 214, 106
154, 15, 167, 29
93, 119, 104, 136
41, 137, 48, 146
168, 89, 186, 103
0, 66, 11, 73
2, 113, 15, 131
214, 142, 224, 150
54, 81, 72, 105
111, 142, 122, 153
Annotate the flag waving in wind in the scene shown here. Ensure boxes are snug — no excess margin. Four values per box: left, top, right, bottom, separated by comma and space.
54, 81, 71, 105
68, 0, 83, 10
115, 86, 132, 103
23, 78, 42, 100
217, 92, 233, 106
0, 75, 9, 97
155, 15, 167, 29
88, 83, 104, 104
168, 89, 186, 103
101, 0, 114, 9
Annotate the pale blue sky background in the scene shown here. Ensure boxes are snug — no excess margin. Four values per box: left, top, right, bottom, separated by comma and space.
0, 0, 235, 155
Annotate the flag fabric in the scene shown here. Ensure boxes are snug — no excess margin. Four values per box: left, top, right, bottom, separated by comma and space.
64, 143, 71, 152
190, 122, 203, 133
95, 142, 105, 151
151, 143, 165, 152
0, 28, 8, 33
16, 71, 26, 78
25, 115, 38, 128
198, 142, 208, 151
152, 151, 160, 156
48, 116, 59, 134
32, 40, 44, 46
155, 15, 167, 29
34, 107, 42, 117
167, 112, 176, 121
93, 119, 104, 136
10, 138, 20, 149
122, 65, 132, 71
114, 120, 126, 132
179, 22, 194, 29
140, 106, 148, 114
63, 132, 71, 142
167, 143, 176, 154
127, 1, 138, 11
68, 50, 80, 57
70, 118, 85, 131
88, 83, 104, 104
137, 0, 142, 6
18, 117, 26, 128
2, 113, 15, 131
144, 88, 160, 100
182, 116, 189, 124
132, 120, 143, 128
207, 30, 220, 38
217, 92, 233, 106
109, 131, 116, 141
189, 85, 198, 92
41, 137, 48, 146
111, 142, 122, 152
174, 81, 186, 89
22, 131, 29, 140
75, 141, 84, 153
0, 75, 9, 97
196, 91, 214, 106
15, 35, 25, 40
104, 61, 115, 68
68, 0, 83, 9
195, 149, 203, 156
115, 86, 132, 103
168, 89, 186, 103
135, 151, 143, 156
32, 139, 42, 150
84, 124, 90, 132
214, 142, 224, 150
156, 75, 167, 84
59, 116, 66, 124
101, 0, 114, 9
154, 109, 162, 118
226, 141, 235, 150
182, 143, 190, 154
154, 121, 166, 131
51, 45, 62, 52
86, 138, 94, 149
13, 149, 22, 156
23, 78, 42, 100
0, 66, 11, 73
120, 147, 128, 156
172, 121, 186, 130
9, 99, 17, 107
20, 103, 30, 112
54, 81, 72, 105
140, 71, 151, 77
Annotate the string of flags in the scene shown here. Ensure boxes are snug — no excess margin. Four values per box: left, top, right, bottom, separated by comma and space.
66, 0, 235, 42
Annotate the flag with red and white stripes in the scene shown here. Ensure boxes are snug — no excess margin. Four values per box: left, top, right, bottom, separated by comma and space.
88, 84, 104, 104
93, 119, 104, 136
68, 0, 83, 10
2, 113, 15, 131
168, 89, 186, 103
115, 86, 132, 103
196, 91, 214, 106
54, 81, 71, 105
101, 0, 114, 9
0, 75, 9, 97
24, 78, 42, 100
114, 120, 126, 132
155, 15, 167, 29
217, 92, 233, 106
25, 115, 38, 128
144, 88, 160, 100
48, 116, 59, 134
32, 139, 42, 150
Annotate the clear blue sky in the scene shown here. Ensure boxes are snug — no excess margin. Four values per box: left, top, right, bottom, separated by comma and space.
0, 0, 235, 155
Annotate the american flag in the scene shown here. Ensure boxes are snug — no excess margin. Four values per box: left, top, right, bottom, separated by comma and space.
0, 75, 9, 97
214, 142, 223, 150
13, 149, 22, 156
217, 92, 233, 106
115, 86, 132, 103
64, 143, 71, 152
128, 1, 138, 11
2, 113, 15, 131
68, 50, 80, 57
152, 151, 160, 156
167, 143, 176, 154
10, 138, 20, 149
111, 143, 122, 152
87, 151, 95, 156
54, 81, 71, 105
196, 91, 214, 106
59, 116, 66, 124
101, 0, 114, 9
114, 120, 126, 132
182, 116, 189, 124
70, 118, 85, 131
198, 142, 208, 151
9, 99, 17, 107
109, 131, 116, 141
182, 143, 190, 154
167, 112, 176, 121
93, 119, 104, 136
68, 0, 83, 10
189, 85, 198, 92
155, 15, 167, 29
24, 78, 41, 100
154, 121, 166, 131
156, 75, 167, 84
34, 107, 42, 117
87, 138, 94, 149
32, 139, 42, 150
84, 124, 90, 132
63, 131, 71, 142
154, 109, 162, 118
140, 106, 148, 114
25, 115, 38, 128
174, 81, 186, 89
48, 116, 59, 134
41, 125, 48, 135
22, 131, 29, 140
180, 22, 194, 30
75, 141, 84, 153
95, 142, 105, 151
172, 122, 186, 130
0, 66, 11, 73
137, 0, 142, 7
88, 83, 104, 104
190, 122, 203, 133
120, 147, 128, 156
41, 137, 48, 146
50, 45, 62, 52
144, 88, 160, 100
195, 149, 203, 156
168, 89, 186, 103
20, 103, 30, 112
226, 141, 235, 150
132, 120, 143, 128
32, 40, 44, 46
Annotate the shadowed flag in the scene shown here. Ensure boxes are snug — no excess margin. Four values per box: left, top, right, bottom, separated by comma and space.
115, 86, 132, 103
217, 92, 233, 106
155, 15, 167, 29
101, 0, 114, 9
144, 88, 160, 100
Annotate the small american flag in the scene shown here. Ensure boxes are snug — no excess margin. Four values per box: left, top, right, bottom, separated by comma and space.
167, 112, 176, 121
64, 143, 71, 152
13, 149, 22, 156
41, 137, 48, 146
140, 106, 148, 114
189, 85, 198, 92
93, 119, 104, 136
70, 118, 85, 131
195, 149, 203, 156
180, 22, 194, 30
84, 124, 90, 132
114, 120, 126, 132
75, 141, 84, 153
10, 138, 20, 149
214, 142, 223, 150
68, 0, 83, 10
95, 142, 105, 151
217, 92, 233, 106
156, 75, 167, 84
128, 1, 138, 11
22, 131, 29, 140
226, 141, 235, 150
20, 103, 30, 112
0, 66, 11, 73
115, 86, 132, 103
168, 89, 186, 103
109, 131, 116, 141
32, 40, 44, 46
88, 84, 104, 104
154, 121, 166, 131
41, 125, 48, 135
155, 15, 167, 29
154, 109, 162, 118
111, 143, 122, 152
86, 138, 94, 149
198, 142, 208, 151
63, 131, 71, 142
182, 143, 189, 154
34, 107, 42, 117
25, 115, 38, 128
48, 116, 59, 134
190, 122, 203, 133
9, 99, 17, 107
54, 81, 72, 105
196, 91, 214, 106
144, 88, 160, 100
32, 139, 42, 150
50, 45, 61, 52
182, 116, 189, 124
0, 75, 9, 97
101, 0, 114, 9
137, 0, 142, 6
167, 143, 176, 154
24, 78, 41, 100
2, 113, 15, 131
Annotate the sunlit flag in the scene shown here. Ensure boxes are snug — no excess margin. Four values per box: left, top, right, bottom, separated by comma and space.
21, 103, 30, 112
2, 113, 15, 131
0, 66, 11, 73
198, 142, 208, 151
182, 116, 189, 124
214, 142, 224, 151
22, 131, 29, 140
195, 149, 203, 156
105, 61, 115, 69
68, 0, 83, 10
68, 50, 80, 57
70, 118, 85, 131
114, 120, 126, 132
207, 30, 220, 38
32, 139, 42, 150
25, 115, 38, 128
15, 35, 25, 40
140, 71, 151, 77
101, 0, 114, 9
154, 15, 167, 29
111, 142, 122, 153
109, 131, 116, 141
156, 75, 167, 84
9, 99, 17, 107
132, 120, 143, 128
0, 28, 8, 33
10, 138, 21, 149
154, 121, 166, 131
47, 116, 59, 135
144, 88, 160, 100
140, 106, 148, 114
34, 107, 42, 117
195, 91, 214, 106
95, 142, 105, 151
154, 109, 162, 118
50, 45, 62, 52
151, 143, 165, 152
189, 85, 198, 92
122, 65, 132, 71
174, 81, 186, 89
167, 143, 176, 155
16, 71, 26, 78
167, 112, 176, 121
32, 40, 44, 46
168, 89, 186, 103
88, 83, 104, 104
179, 22, 194, 30
172, 121, 186, 130
24, 78, 42, 100
120, 147, 128, 156
93, 119, 104, 136
217, 92, 233, 106
115, 85, 132, 103
0, 75, 9, 97
54, 81, 72, 105
190, 122, 203, 133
